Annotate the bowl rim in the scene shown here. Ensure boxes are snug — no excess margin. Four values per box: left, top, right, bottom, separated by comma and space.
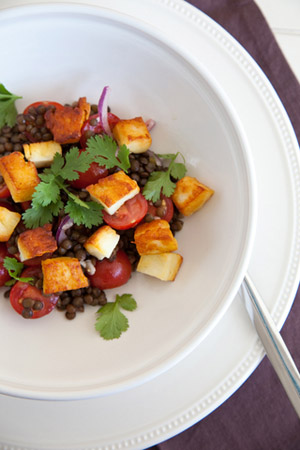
0, 1, 258, 400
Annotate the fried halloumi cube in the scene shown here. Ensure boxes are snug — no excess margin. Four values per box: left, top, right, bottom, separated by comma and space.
0, 206, 21, 242
84, 225, 120, 260
23, 141, 62, 168
44, 97, 90, 144
134, 219, 178, 255
137, 253, 183, 281
17, 224, 57, 261
86, 170, 140, 215
171, 176, 214, 216
112, 117, 152, 154
42, 257, 89, 294
0, 151, 40, 202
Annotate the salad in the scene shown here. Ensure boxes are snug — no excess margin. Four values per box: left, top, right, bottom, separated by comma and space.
0, 84, 214, 339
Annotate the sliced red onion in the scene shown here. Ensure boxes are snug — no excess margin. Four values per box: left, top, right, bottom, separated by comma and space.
56, 215, 74, 245
147, 149, 162, 166
98, 86, 113, 137
145, 118, 156, 131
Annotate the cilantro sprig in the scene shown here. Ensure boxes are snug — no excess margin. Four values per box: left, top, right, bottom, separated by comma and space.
22, 135, 131, 229
142, 152, 187, 202
3, 257, 34, 286
0, 84, 22, 128
86, 134, 130, 172
22, 147, 104, 229
95, 293, 137, 340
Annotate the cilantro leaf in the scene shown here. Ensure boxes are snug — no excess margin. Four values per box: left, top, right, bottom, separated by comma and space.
0, 84, 22, 127
143, 152, 187, 202
49, 152, 65, 177
22, 200, 63, 228
170, 162, 187, 180
65, 199, 103, 228
61, 147, 94, 181
116, 293, 137, 311
87, 134, 130, 172
31, 177, 60, 206
95, 293, 137, 340
3, 257, 34, 286
143, 170, 175, 202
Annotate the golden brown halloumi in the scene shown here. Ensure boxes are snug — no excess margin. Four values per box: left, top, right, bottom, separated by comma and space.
84, 225, 120, 260
44, 97, 90, 144
137, 253, 183, 281
86, 170, 140, 215
134, 219, 178, 255
171, 176, 214, 216
42, 257, 89, 294
0, 151, 40, 202
0, 206, 21, 242
113, 117, 152, 153
23, 141, 62, 168
17, 224, 57, 261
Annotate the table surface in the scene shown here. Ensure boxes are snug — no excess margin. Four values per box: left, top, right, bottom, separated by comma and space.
256, 0, 300, 82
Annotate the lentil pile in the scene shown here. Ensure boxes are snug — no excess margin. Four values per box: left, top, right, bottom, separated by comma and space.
0, 101, 184, 320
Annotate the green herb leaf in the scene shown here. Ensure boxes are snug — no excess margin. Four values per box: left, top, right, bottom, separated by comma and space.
22, 200, 64, 228
22, 145, 105, 228
86, 134, 130, 172
170, 162, 187, 180
143, 152, 187, 202
95, 293, 137, 340
65, 199, 103, 228
3, 257, 34, 286
0, 84, 22, 127
60, 147, 94, 181
31, 177, 61, 206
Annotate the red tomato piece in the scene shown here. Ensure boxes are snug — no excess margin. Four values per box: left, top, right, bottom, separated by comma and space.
80, 112, 120, 147
0, 243, 12, 286
103, 193, 148, 230
0, 182, 11, 199
10, 266, 59, 319
23, 101, 64, 143
146, 194, 174, 222
70, 149, 108, 189
21, 201, 31, 211
23, 101, 64, 115
88, 250, 132, 290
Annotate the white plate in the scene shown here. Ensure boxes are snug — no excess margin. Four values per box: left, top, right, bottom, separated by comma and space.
0, 0, 300, 448
0, 2, 257, 399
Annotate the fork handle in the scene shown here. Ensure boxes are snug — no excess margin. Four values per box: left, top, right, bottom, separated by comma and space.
243, 274, 300, 418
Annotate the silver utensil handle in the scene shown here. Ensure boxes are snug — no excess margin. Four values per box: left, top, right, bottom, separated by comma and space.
243, 274, 300, 418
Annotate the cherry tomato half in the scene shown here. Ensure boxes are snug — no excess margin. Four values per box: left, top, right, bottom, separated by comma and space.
23, 101, 64, 115
80, 112, 120, 147
70, 149, 108, 189
103, 193, 148, 230
146, 194, 174, 223
0, 243, 12, 286
23, 101, 64, 143
9, 266, 59, 319
0, 182, 11, 199
88, 249, 132, 290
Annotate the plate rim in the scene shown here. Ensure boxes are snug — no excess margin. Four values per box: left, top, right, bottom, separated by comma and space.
0, 0, 299, 448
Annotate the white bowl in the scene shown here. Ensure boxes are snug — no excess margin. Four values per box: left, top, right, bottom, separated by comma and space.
0, 3, 257, 400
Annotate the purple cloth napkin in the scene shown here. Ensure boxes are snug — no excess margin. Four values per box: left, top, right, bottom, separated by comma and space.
149, 1, 300, 449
